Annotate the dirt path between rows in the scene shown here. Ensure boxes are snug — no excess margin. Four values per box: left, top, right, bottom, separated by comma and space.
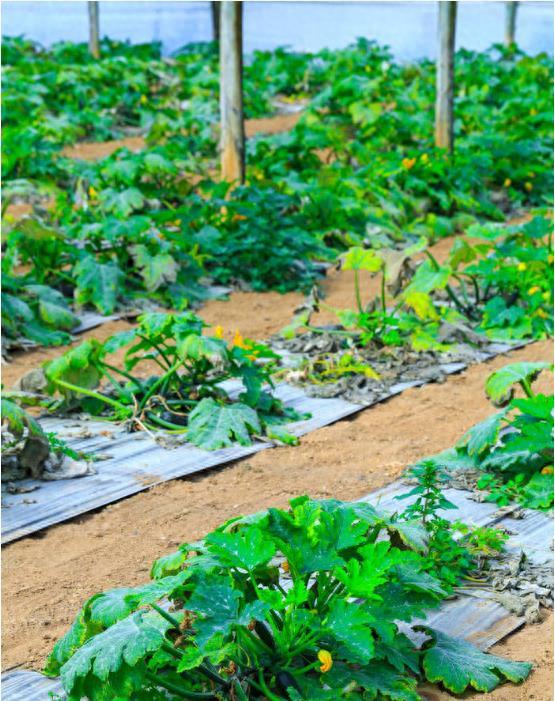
59, 113, 302, 162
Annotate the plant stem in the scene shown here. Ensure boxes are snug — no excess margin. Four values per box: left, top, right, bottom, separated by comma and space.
145, 411, 188, 432
150, 602, 181, 629
233, 679, 249, 701
424, 250, 467, 313
138, 361, 183, 412
136, 333, 173, 369
162, 642, 230, 689
354, 270, 363, 313
241, 625, 274, 656
519, 378, 534, 398
102, 362, 144, 389
53, 378, 126, 412
256, 671, 284, 701
145, 671, 216, 699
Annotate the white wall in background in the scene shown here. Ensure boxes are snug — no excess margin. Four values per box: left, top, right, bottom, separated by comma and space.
2, 1, 553, 59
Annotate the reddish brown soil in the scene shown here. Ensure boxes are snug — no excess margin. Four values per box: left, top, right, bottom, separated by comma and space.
61, 135, 146, 161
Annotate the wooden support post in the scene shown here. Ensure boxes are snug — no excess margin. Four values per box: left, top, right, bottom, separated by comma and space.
219, 1, 245, 183
88, 1, 100, 59
211, 1, 221, 43
435, 1, 457, 153
505, 1, 518, 47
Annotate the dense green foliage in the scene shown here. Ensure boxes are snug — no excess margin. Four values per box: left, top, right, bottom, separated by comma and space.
2, 37, 553, 350
45, 495, 530, 700
423, 362, 554, 510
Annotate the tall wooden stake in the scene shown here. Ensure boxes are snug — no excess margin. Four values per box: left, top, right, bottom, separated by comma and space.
435, 1, 457, 152
505, 1, 518, 47
219, 1, 245, 183
88, 1, 100, 59
211, 1, 221, 43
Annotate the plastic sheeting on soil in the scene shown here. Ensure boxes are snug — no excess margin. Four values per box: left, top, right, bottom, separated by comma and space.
2, 480, 552, 700
1, 339, 526, 543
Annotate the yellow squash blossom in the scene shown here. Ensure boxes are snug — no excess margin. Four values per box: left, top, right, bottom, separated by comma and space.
89, 185, 98, 198
281, 560, 290, 573
420, 153, 429, 164
402, 157, 416, 170
213, 325, 224, 339
528, 286, 540, 295
503, 178, 512, 188
517, 262, 527, 272
318, 650, 333, 673
233, 330, 246, 348
541, 466, 553, 475
535, 308, 548, 319
524, 182, 533, 192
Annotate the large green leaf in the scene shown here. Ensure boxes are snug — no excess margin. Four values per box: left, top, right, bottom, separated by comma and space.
99, 187, 144, 217
405, 260, 451, 294
150, 547, 188, 580
186, 399, 261, 450
74, 257, 123, 315
485, 362, 552, 404
334, 542, 406, 599
131, 244, 178, 292
519, 472, 554, 509
38, 299, 79, 330
44, 339, 104, 395
459, 410, 507, 457
186, 581, 268, 649
177, 334, 227, 363
60, 610, 171, 693
15, 215, 64, 240
421, 628, 532, 694
328, 660, 421, 701
384, 519, 429, 554
393, 563, 447, 599
324, 598, 375, 664
1, 397, 44, 437
206, 525, 276, 572
342, 247, 383, 272
143, 152, 177, 175
44, 595, 104, 676
267, 504, 346, 574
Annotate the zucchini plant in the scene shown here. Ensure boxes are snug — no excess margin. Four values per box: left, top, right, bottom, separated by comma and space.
423, 361, 554, 510
43, 312, 304, 450
45, 496, 530, 699
281, 215, 553, 359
